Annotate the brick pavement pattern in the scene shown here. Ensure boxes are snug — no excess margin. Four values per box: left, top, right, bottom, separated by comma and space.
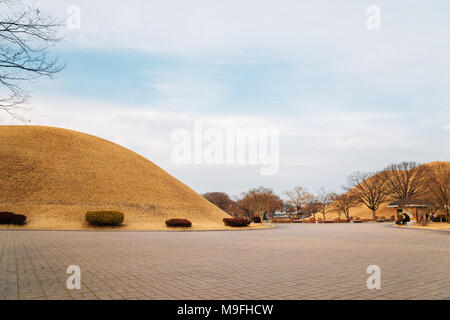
0, 224, 449, 300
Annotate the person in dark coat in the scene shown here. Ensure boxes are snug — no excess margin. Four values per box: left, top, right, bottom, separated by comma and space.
402, 213, 410, 225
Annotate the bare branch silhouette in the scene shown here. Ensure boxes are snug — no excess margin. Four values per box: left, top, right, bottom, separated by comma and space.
0, 0, 64, 118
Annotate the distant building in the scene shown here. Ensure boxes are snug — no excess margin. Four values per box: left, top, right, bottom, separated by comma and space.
387, 199, 431, 222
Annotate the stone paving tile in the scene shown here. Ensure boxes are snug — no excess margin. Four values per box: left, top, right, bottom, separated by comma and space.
0, 224, 448, 300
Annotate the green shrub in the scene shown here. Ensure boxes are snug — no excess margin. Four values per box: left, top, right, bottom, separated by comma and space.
0, 212, 27, 225
165, 218, 192, 227
223, 218, 250, 227
85, 211, 124, 226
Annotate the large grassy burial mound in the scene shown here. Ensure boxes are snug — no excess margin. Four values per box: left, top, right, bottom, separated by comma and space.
0, 126, 238, 230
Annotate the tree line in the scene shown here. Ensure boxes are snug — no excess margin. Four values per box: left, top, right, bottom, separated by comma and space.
203, 161, 450, 223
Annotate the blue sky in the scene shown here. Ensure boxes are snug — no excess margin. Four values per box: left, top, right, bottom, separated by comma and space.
2, 0, 449, 196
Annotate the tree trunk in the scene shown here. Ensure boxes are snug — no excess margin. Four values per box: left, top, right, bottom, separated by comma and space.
372, 209, 377, 221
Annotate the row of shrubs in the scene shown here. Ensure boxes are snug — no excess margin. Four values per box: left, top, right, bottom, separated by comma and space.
85, 212, 195, 228
165, 218, 253, 228
0, 210, 256, 228
85, 212, 253, 228
0, 211, 126, 227
3, 209, 447, 228
165, 217, 253, 228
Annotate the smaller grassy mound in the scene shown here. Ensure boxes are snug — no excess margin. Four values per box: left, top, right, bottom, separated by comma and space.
85, 211, 124, 226
0, 212, 27, 225
165, 218, 192, 228
223, 218, 250, 227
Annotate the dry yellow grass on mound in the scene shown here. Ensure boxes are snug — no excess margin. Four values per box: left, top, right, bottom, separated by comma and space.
400, 222, 450, 231
322, 202, 394, 221
0, 125, 258, 231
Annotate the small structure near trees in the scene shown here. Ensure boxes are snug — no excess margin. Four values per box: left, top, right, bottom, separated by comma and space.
387, 199, 431, 224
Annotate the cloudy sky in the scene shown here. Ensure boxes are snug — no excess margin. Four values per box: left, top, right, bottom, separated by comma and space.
2, 0, 449, 196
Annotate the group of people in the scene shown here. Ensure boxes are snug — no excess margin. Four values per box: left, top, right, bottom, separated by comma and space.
401, 212, 435, 225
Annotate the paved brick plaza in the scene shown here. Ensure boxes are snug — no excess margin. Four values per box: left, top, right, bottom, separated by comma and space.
0, 224, 448, 300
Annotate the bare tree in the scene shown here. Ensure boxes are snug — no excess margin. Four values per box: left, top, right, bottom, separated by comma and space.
203, 192, 235, 214
316, 188, 337, 220
0, 0, 64, 117
284, 186, 310, 219
347, 171, 388, 221
237, 186, 283, 222
424, 162, 450, 222
303, 193, 319, 220
382, 162, 428, 202
330, 192, 359, 222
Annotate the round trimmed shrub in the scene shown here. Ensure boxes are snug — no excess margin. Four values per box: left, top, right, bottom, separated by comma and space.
0, 212, 27, 225
223, 218, 250, 227
165, 218, 192, 228
85, 211, 124, 226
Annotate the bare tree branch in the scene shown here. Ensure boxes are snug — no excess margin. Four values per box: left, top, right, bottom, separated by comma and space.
236, 187, 283, 222
381, 162, 428, 202
284, 186, 311, 219
424, 162, 450, 221
316, 187, 337, 221
330, 192, 359, 222
346, 171, 388, 221
0, 0, 64, 117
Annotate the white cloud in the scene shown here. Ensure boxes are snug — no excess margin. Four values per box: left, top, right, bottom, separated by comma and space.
33, 0, 450, 104
36, 1, 450, 57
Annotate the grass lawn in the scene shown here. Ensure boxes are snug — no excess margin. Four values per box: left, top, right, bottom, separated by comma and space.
402, 222, 450, 231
